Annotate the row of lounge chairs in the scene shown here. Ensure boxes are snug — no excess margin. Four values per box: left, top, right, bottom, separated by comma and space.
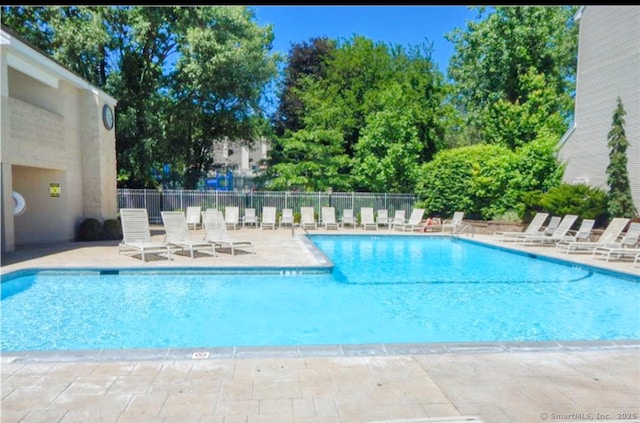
494, 212, 640, 264
119, 208, 255, 261
183, 205, 465, 232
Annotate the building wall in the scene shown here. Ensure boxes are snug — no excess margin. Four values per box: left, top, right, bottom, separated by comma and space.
559, 6, 640, 210
12, 166, 70, 243
1, 28, 117, 252
212, 139, 269, 176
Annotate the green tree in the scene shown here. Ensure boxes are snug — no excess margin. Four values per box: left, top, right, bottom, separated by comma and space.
2, 6, 279, 189
299, 36, 396, 157
1, 7, 57, 50
446, 6, 578, 147
268, 35, 447, 192
106, 6, 179, 188
166, 7, 279, 188
606, 97, 638, 218
482, 69, 568, 149
271, 37, 336, 137
351, 83, 424, 193
2, 6, 112, 88
266, 128, 351, 191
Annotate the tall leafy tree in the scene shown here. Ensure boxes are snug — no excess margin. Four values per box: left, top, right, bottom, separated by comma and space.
300, 36, 396, 157
268, 35, 447, 192
267, 128, 351, 191
606, 97, 637, 218
446, 6, 578, 147
166, 7, 279, 188
2, 6, 112, 87
482, 69, 568, 149
1, 7, 57, 50
106, 6, 180, 188
351, 82, 426, 193
2, 6, 279, 189
271, 37, 336, 137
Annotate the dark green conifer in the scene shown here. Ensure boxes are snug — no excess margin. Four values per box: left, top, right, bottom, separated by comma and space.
606, 97, 637, 219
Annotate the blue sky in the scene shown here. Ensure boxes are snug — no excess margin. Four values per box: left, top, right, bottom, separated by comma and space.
251, 6, 479, 74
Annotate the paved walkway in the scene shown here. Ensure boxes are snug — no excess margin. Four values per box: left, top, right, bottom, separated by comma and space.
1, 227, 639, 423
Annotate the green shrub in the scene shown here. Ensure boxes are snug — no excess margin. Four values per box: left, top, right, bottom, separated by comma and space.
414, 136, 563, 221
523, 183, 608, 227
76, 218, 103, 241
492, 210, 521, 223
414, 143, 515, 219
103, 218, 122, 240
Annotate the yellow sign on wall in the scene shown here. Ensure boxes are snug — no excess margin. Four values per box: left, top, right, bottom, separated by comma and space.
50, 183, 60, 197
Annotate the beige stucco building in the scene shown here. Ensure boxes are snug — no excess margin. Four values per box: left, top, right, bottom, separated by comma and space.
558, 6, 640, 210
1, 26, 118, 253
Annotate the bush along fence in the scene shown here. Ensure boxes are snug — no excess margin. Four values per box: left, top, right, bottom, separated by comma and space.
117, 189, 417, 224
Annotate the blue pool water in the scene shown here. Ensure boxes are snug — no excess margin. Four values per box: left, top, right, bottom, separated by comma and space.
1, 236, 639, 352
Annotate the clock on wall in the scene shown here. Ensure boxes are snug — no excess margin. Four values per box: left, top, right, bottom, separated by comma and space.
102, 104, 114, 130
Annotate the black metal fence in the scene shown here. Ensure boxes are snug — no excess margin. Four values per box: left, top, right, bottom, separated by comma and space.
117, 189, 417, 224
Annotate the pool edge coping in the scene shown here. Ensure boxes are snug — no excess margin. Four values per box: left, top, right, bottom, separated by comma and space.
3, 340, 639, 364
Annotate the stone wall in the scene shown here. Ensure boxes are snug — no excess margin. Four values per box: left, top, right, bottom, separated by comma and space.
466, 220, 525, 235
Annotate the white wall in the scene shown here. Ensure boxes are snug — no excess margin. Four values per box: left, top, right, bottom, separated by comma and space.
559, 6, 640, 210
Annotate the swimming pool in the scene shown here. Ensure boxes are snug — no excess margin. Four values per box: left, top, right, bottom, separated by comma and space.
2, 235, 639, 352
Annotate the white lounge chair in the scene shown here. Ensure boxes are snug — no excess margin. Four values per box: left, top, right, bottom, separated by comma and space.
541, 216, 561, 236
494, 212, 549, 242
202, 210, 255, 255
185, 206, 202, 230
161, 211, 216, 258
261, 206, 277, 230
321, 206, 339, 230
555, 218, 630, 254
394, 208, 425, 232
340, 209, 356, 228
224, 206, 240, 230
376, 209, 390, 229
360, 207, 377, 230
279, 208, 294, 229
592, 222, 640, 262
517, 214, 578, 246
119, 208, 172, 261
440, 211, 465, 233
301, 207, 317, 230
563, 219, 595, 243
242, 208, 258, 228
391, 210, 406, 230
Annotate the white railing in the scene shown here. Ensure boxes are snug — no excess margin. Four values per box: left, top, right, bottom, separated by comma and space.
117, 189, 417, 224
453, 222, 475, 238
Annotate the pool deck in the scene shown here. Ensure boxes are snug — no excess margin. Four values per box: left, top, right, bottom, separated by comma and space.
1, 227, 639, 423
